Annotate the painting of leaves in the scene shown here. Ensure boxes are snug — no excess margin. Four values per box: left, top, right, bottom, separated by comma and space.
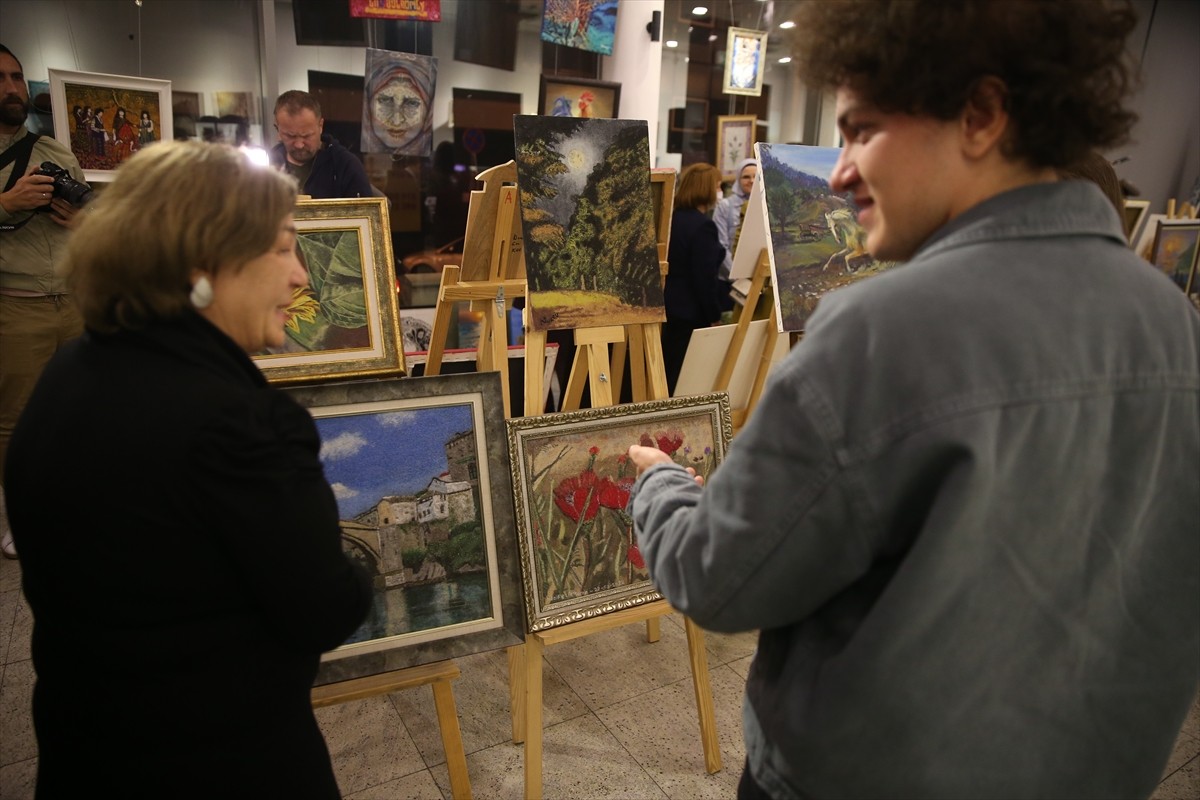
515, 115, 665, 331
507, 393, 732, 632
253, 197, 405, 384
540, 0, 618, 56
282, 229, 372, 352
757, 143, 900, 332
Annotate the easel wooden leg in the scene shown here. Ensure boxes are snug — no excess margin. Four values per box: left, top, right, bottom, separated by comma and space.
562, 345, 589, 412
432, 678, 473, 799
684, 618, 723, 774
645, 617, 661, 643
508, 643, 526, 744
524, 633, 545, 800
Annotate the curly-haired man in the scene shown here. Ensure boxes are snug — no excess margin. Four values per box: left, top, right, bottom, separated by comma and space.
627, 2, 1200, 798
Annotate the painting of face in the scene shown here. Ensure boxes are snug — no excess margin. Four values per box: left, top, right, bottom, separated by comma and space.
361, 48, 436, 157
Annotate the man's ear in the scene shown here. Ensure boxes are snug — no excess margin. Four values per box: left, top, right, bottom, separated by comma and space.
960, 76, 1011, 160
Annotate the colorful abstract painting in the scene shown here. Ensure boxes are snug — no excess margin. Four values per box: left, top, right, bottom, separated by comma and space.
287, 373, 525, 680
540, 0, 618, 56
362, 48, 437, 157
507, 394, 732, 631
1149, 221, 1200, 291
514, 115, 665, 331
757, 143, 900, 332
350, 0, 441, 20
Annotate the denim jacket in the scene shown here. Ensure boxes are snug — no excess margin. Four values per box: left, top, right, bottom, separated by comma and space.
630, 181, 1200, 799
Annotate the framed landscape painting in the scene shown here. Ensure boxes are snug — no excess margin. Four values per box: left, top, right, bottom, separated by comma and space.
757, 142, 900, 332
540, 0, 618, 55
49, 68, 171, 182
253, 197, 405, 384
514, 115, 665, 331
506, 393, 732, 632
285, 372, 525, 683
539, 75, 620, 119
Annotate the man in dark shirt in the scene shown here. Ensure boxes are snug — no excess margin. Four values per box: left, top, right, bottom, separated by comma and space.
269, 90, 373, 200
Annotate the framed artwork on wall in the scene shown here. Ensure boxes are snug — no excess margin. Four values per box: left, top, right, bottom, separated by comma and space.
506, 394, 733, 632
538, 75, 621, 119
716, 114, 757, 181
350, 0, 442, 20
284, 373, 526, 683
540, 0, 618, 55
48, 68, 171, 183
252, 197, 405, 384
723, 27, 768, 97
668, 98, 710, 134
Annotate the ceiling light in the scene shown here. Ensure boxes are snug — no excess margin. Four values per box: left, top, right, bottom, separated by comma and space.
708, 34, 718, 42
778, 56, 792, 64
692, 6, 708, 15
780, 21, 796, 29
666, 40, 679, 48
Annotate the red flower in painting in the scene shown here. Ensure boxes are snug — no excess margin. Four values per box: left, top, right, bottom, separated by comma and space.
553, 470, 601, 522
639, 433, 654, 448
589, 446, 599, 455
598, 476, 634, 510
626, 544, 645, 570
655, 431, 684, 455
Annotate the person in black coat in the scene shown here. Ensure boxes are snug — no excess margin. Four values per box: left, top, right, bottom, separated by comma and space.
5, 141, 372, 799
663, 163, 726, 393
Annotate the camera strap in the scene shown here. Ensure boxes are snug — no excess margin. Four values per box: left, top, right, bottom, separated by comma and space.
0, 133, 43, 233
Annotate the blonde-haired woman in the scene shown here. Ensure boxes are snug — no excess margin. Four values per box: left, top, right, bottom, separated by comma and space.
662, 162, 726, 393
6, 141, 371, 799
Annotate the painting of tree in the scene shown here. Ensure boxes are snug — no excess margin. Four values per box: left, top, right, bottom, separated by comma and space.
757, 143, 899, 332
515, 116, 666, 331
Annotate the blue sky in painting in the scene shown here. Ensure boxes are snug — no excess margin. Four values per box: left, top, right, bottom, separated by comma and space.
315, 404, 475, 519
759, 143, 842, 180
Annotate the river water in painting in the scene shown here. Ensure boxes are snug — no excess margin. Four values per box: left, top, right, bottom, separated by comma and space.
345, 572, 491, 645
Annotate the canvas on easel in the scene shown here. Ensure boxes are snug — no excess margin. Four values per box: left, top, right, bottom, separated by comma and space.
514, 115, 665, 332
757, 142, 899, 332
674, 318, 788, 407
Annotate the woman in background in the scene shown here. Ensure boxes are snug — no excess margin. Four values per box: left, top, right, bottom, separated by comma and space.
713, 158, 758, 288
662, 163, 725, 394
6, 141, 371, 799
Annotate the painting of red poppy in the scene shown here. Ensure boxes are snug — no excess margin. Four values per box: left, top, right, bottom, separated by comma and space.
506, 394, 732, 632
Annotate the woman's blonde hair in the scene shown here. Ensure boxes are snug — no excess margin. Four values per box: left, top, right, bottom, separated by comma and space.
674, 163, 721, 211
68, 140, 298, 332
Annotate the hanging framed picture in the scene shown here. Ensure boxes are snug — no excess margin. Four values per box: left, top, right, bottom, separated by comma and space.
540, 0, 618, 55
538, 75, 621, 119
723, 27, 768, 97
284, 373, 526, 683
48, 68, 172, 183
716, 114, 757, 181
506, 394, 733, 632
253, 197, 405, 384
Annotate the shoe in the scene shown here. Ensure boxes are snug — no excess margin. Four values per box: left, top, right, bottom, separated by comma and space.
0, 488, 14, 559
0, 528, 15, 559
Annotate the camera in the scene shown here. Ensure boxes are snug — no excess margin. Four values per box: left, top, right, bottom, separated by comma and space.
33, 162, 94, 209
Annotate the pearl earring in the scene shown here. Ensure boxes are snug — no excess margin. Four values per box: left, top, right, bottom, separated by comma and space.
189, 276, 214, 309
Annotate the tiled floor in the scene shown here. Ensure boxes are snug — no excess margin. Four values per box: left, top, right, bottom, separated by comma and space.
1, 552, 1197, 799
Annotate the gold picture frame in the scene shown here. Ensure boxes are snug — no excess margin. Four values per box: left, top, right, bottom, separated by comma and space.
723, 27, 768, 97
253, 197, 405, 384
506, 394, 733, 632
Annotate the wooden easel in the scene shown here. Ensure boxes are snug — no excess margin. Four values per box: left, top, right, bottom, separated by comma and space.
312, 660, 472, 799
713, 249, 780, 429
515, 329, 722, 799
424, 161, 526, 417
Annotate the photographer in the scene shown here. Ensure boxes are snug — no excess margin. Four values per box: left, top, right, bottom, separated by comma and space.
0, 43, 90, 559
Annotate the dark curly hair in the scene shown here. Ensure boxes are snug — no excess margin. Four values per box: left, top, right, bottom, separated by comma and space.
793, 0, 1139, 169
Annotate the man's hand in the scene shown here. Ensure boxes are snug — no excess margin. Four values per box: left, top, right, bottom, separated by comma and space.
46, 197, 80, 228
0, 167, 55, 214
627, 444, 706, 486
